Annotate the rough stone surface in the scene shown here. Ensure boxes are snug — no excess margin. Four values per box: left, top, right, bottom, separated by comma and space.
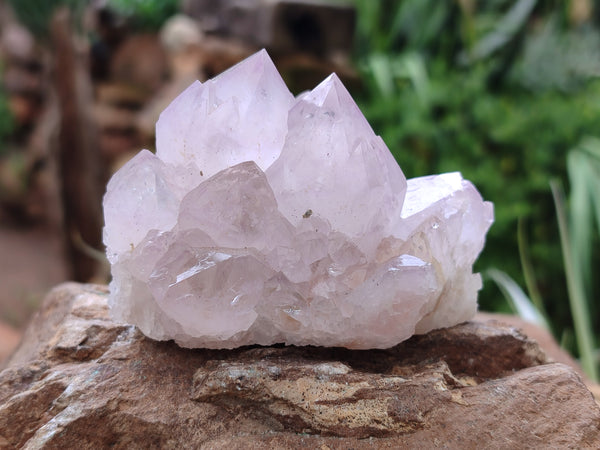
1, 283, 599, 449
104, 49, 494, 349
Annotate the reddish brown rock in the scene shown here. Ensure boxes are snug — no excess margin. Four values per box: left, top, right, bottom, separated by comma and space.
1, 283, 599, 448
476, 311, 600, 402
0, 322, 20, 364
476, 312, 584, 374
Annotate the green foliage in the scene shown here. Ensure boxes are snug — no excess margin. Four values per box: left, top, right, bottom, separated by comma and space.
352, 0, 600, 346
107, 0, 179, 31
551, 176, 598, 381
0, 66, 14, 157
489, 138, 600, 381
0, 100, 13, 157
486, 268, 549, 331
9, 0, 178, 35
511, 20, 600, 91
556, 138, 600, 380
8, 0, 178, 35
489, 138, 600, 382
7, 0, 86, 37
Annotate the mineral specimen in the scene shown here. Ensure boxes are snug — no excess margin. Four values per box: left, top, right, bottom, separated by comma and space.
103, 50, 493, 349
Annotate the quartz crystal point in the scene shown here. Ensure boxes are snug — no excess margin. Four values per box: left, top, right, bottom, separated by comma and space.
104, 49, 493, 349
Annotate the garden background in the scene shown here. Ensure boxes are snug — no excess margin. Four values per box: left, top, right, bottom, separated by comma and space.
0, 0, 598, 379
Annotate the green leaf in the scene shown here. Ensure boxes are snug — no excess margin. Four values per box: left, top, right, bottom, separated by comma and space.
460, 0, 537, 63
551, 179, 598, 382
486, 268, 550, 330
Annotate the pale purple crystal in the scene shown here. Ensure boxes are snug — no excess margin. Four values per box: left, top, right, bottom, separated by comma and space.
103, 50, 493, 349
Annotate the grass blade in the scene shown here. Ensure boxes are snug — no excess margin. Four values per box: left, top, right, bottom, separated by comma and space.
486, 268, 550, 330
367, 54, 395, 96
517, 217, 546, 317
578, 138, 600, 250
550, 179, 598, 382
567, 150, 593, 299
459, 0, 537, 63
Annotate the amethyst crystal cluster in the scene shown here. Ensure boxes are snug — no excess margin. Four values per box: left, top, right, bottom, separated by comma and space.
104, 50, 493, 349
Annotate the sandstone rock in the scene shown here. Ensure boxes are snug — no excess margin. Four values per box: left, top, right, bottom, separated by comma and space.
1, 283, 599, 448
476, 312, 588, 378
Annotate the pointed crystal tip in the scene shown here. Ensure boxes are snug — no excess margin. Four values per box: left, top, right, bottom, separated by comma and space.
104, 50, 493, 350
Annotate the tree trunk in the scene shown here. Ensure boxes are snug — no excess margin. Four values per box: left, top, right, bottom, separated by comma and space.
50, 7, 104, 282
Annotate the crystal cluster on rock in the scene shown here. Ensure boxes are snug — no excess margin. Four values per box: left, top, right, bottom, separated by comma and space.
103, 50, 493, 349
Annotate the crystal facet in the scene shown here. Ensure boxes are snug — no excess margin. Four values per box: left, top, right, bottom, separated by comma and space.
103, 50, 493, 349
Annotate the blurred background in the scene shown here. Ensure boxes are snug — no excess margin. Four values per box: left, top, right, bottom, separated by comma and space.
0, 0, 598, 380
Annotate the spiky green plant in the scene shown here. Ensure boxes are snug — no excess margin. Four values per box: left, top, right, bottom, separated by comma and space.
490, 138, 600, 382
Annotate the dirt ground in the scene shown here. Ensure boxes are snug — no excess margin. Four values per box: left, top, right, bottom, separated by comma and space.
0, 221, 68, 360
